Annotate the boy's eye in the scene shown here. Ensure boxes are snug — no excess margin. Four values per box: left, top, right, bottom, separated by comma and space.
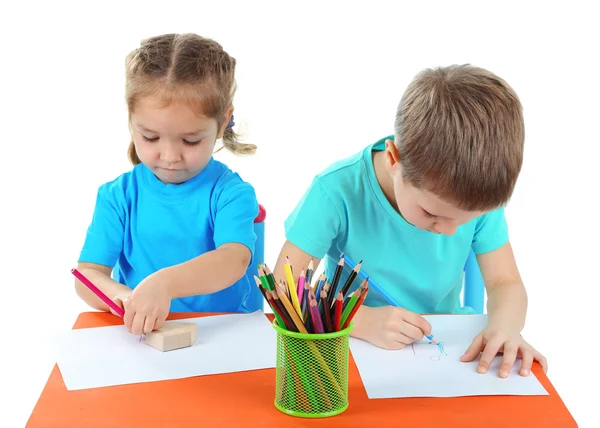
142, 135, 159, 142
423, 209, 437, 218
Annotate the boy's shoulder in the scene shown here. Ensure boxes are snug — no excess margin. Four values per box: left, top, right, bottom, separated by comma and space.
314, 135, 390, 187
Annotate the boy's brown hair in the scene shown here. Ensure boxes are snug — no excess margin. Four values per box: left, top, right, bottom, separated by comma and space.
125, 33, 256, 165
394, 64, 524, 211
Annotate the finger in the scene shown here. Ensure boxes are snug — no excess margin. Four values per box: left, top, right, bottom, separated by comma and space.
131, 314, 146, 336
143, 316, 157, 334
534, 351, 548, 373
498, 343, 519, 378
395, 332, 417, 346
398, 321, 426, 342
401, 310, 432, 337
460, 334, 484, 362
520, 350, 534, 377
123, 304, 134, 332
478, 338, 504, 374
111, 298, 125, 317
154, 316, 166, 331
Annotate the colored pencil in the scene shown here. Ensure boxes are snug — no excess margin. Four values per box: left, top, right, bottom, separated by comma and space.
320, 288, 333, 333
297, 269, 306, 305
262, 264, 278, 291
257, 266, 271, 291
275, 287, 308, 334
342, 281, 369, 330
305, 259, 315, 288
340, 289, 361, 328
340, 259, 362, 296
300, 273, 310, 323
270, 287, 297, 332
284, 256, 303, 318
333, 291, 343, 331
309, 295, 325, 334
343, 254, 439, 343
328, 255, 344, 308
71, 268, 125, 317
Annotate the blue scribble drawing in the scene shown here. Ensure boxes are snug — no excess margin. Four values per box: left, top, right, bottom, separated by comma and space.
411, 341, 447, 361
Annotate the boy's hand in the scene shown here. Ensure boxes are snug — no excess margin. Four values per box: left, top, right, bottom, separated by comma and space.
353, 305, 432, 350
123, 271, 172, 335
460, 323, 548, 377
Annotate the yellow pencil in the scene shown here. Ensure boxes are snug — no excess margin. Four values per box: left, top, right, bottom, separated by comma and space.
284, 256, 303, 318
275, 288, 308, 334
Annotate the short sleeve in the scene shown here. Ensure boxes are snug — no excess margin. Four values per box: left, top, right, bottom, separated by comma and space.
78, 185, 125, 267
284, 178, 341, 258
213, 178, 259, 254
471, 207, 509, 254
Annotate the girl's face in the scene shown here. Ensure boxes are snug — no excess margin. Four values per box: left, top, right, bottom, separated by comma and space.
130, 95, 231, 184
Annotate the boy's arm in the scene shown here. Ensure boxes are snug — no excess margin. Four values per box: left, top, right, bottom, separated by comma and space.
75, 262, 132, 311
273, 240, 322, 286
461, 241, 547, 376
477, 241, 527, 331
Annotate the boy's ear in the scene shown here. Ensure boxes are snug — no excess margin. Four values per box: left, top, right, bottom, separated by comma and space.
384, 139, 401, 173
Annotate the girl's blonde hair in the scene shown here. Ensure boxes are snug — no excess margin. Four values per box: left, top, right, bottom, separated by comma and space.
125, 33, 256, 165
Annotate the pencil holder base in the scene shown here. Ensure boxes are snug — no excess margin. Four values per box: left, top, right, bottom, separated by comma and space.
272, 320, 353, 418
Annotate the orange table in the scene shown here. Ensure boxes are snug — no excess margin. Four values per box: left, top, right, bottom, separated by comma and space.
28, 312, 576, 427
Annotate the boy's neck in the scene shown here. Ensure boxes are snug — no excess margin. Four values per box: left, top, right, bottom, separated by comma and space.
372, 150, 399, 212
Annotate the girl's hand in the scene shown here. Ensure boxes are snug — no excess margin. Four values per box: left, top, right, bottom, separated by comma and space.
123, 271, 172, 335
110, 289, 132, 317
460, 323, 548, 377
354, 305, 432, 350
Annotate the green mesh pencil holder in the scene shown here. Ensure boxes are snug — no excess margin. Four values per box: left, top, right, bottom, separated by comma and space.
272, 320, 353, 418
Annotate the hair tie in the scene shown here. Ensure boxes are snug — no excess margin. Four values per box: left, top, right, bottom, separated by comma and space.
226, 115, 235, 129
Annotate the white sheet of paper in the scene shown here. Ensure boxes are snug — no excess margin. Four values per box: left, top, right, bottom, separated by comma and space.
51, 311, 276, 391
350, 314, 549, 398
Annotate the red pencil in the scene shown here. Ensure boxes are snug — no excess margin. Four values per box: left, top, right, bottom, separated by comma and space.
71, 268, 125, 317
320, 289, 333, 333
333, 291, 343, 331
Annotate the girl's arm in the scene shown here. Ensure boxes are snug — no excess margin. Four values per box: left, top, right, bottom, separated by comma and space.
163, 242, 254, 298
74, 262, 132, 311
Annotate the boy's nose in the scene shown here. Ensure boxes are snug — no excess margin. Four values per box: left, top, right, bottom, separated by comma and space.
432, 220, 458, 236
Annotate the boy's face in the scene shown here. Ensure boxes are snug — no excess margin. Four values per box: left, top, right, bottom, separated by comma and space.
130, 95, 231, 184
384, 140, 485, 235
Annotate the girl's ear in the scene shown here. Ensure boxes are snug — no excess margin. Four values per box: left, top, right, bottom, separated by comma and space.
384, 139, 401, 173
217, 105, 235, 139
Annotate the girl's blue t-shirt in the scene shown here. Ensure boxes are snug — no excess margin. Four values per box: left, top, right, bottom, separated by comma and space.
284, 137, 509, 314
78, 159, 260, 312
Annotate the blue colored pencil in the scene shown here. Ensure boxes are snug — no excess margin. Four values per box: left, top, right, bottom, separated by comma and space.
343, 254, 438, 344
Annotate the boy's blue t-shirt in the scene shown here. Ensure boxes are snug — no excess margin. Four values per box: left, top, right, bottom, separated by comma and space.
284, 136, 509, 314
78, 158, 260, 313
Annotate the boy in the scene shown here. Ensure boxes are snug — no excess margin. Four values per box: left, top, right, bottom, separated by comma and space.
274, 64, 547, 378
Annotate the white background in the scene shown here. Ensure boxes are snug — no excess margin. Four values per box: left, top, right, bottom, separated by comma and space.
1, 1, 598, 426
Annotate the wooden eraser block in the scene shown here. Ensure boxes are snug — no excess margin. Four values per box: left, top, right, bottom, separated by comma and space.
145, 321, 198, 352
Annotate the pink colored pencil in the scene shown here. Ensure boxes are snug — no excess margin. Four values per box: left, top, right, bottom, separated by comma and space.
71, 268, 125, 317
297, 269, 305, 302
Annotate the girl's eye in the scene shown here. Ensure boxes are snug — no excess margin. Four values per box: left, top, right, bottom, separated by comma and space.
423, 210, 437, 218
142, 135, 159, 142
183, 139, 201, 146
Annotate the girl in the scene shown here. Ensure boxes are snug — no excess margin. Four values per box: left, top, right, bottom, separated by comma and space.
75, 33, 261, 336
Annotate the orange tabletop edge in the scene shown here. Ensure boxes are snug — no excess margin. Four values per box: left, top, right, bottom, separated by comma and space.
27, 312, 577, 428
